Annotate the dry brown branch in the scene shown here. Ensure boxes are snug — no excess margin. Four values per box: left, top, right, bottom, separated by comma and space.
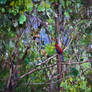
12, 60, 91, 86
19, 63, 56, 79
19, 60, 89, 80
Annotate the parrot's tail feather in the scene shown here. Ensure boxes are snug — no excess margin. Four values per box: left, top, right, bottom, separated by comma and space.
60, 54, 64, 61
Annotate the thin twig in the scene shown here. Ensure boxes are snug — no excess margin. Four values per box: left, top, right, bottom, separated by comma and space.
36, 54, 57, 66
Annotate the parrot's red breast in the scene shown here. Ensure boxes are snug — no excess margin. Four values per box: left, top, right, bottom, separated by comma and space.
55, 43, 63, 54
55, 43, 64, 61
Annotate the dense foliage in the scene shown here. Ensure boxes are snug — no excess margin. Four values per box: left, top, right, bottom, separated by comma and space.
0, 0, 92, 92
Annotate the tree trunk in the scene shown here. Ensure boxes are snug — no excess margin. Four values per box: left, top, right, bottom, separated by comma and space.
55, 0, 63, 91
48, 81, 57, 92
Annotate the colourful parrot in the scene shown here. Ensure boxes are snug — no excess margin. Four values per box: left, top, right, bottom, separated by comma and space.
55, 43, 64, 61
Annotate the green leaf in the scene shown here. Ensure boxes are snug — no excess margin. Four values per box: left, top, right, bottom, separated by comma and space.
25, 58, 29, 64
19, 47, 22, 51
66, 1, 71, 7
9, 41, 15, 48
48, 19, 54, 24
66, 85, 71, 90
20, 53, 24, 59
37, 6, 45, 12
81, 76, 85, 81
0, 0, 7, 4
60, 81, 66, 87
10, 1, 15, 6
69, 77, 73, 82
46, 4, 50, 9
61, 0, 65, 8
1, 8, 5, 13
64, 11, 69, 17
19, 14, 26, 24
45, 43, 56, 56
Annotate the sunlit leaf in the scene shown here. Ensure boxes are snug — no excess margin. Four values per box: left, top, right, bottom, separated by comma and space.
64, 11, 70, 17
10, 1, 15, 6
19, 14, 26, 24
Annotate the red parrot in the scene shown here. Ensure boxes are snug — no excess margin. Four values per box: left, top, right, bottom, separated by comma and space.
55, 43, 64, 61
55, 43, 63, 54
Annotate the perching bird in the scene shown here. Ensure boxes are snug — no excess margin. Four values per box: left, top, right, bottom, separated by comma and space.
55, 43, 64, 61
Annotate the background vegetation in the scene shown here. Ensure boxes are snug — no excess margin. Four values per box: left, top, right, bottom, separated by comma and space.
0, 0, 92, 92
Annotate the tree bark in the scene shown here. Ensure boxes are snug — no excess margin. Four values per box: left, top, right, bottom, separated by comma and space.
55, 0, 63, 92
